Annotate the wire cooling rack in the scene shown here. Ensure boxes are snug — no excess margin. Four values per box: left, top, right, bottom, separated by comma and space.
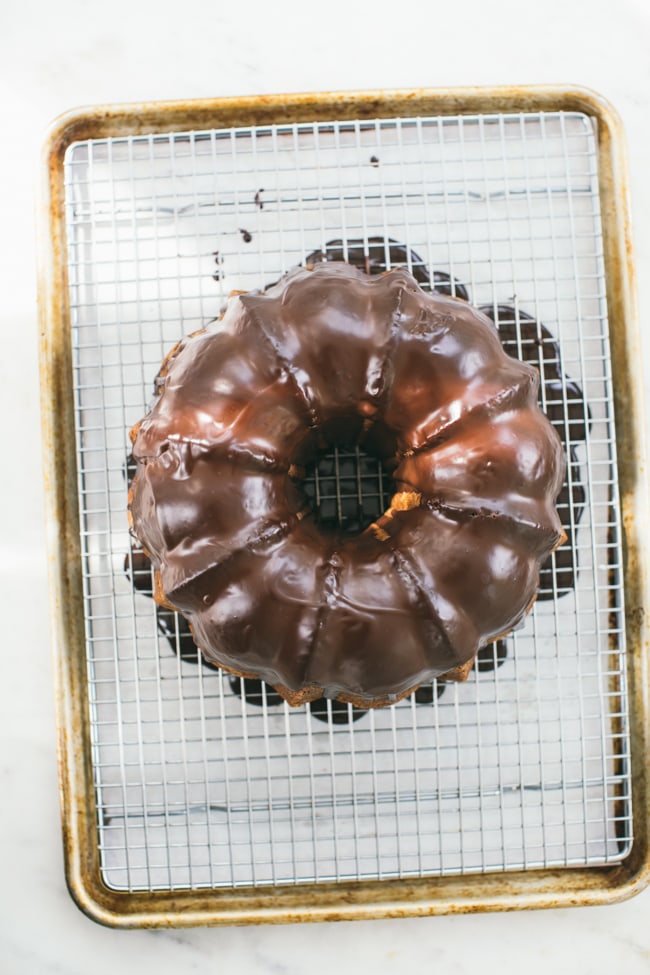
62, 108, 631, 893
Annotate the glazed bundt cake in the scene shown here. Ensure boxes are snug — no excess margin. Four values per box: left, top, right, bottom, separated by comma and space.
128, 262, 565, 708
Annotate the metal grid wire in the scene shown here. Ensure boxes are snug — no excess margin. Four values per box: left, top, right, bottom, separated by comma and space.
63, 110, 631, 892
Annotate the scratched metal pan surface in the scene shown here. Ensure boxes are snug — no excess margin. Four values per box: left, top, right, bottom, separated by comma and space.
38, 86, 649, 927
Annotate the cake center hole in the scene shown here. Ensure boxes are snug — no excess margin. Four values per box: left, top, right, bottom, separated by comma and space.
302, 444, 394, 537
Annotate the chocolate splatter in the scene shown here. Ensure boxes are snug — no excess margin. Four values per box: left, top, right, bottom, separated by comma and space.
212, 250, 224, 281
308, 697, 366, 724
476, 640, 509, 672
413, 682, 447, 704
229, 676, 284, 707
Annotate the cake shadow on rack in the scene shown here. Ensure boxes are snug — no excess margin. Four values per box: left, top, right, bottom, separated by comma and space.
124, 236, 590, 725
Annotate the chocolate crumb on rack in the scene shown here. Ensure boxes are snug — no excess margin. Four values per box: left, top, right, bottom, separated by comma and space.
211, 250, 224, 282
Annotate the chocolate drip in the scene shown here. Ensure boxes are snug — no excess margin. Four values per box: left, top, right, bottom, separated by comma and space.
476, 639, 509, 672
479, 305, 589, 600
304, 237, 470, 301
125, 547, 219, 668
413, 681, 446, 704
229, 676, 284, 707
308, 697, 366, 724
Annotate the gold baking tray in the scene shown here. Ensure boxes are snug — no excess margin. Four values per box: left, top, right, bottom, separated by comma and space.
38, 85, 650, 927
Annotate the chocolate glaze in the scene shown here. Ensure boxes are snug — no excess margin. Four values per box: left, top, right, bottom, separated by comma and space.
129, 263, 565, 707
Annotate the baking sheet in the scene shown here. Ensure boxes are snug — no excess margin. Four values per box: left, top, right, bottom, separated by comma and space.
62, 108, 630, 891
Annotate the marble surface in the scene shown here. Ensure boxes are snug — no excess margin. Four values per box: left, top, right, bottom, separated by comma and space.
2, 0, 650, 971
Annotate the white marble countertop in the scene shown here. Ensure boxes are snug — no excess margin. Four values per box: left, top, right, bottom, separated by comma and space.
2, 0, 650, 971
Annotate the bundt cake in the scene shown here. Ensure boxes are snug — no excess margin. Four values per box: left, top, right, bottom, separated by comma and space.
128, 262, 566, 708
